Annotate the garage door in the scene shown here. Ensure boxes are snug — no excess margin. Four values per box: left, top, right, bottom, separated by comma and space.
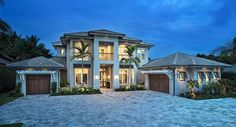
149, 74, 169, 94
26, 75, 50, 95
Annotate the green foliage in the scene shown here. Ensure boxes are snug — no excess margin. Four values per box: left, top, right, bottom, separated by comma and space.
0, 66, 16, 93
196, 37, 236, 64
181, 79, 236, 99
60, 87, 72, 95
72, 87, 79, 94
0, 32, 52, 62
60, 80, 70, 87
10, 82, 23, 97
186, 80, 199, 89
51, 82, 57, 95
54, 86, 101, 96
115, 84, 145, 91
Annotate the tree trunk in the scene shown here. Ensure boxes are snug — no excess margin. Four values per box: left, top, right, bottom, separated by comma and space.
129, 62, 132, 84
81, 57, 84, 87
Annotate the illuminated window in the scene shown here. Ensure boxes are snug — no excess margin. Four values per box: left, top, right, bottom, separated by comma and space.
198, 72, 204, 84
75, 68, 88, 85
60, 48, 65, 55
137, 49, 145, 59
206, 72, 213, 82
119, 69, 129, 84
178, 72, 187, 81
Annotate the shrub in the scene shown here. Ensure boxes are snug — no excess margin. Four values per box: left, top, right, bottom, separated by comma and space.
51, 82, 57, 95
60, 87, 72, 95
60, 80, 70, 87
72, 87, 79, 94
10, 82, 23, 97
0, 66, 16, 93
115, 84, 145, 91
54, 86, 101, 96
186, 80, 199, 98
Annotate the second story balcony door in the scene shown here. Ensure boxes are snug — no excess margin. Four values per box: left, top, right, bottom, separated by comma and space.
99, 42, 114, 61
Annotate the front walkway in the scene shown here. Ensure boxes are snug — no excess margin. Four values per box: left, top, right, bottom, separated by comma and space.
0, 91, 236, 127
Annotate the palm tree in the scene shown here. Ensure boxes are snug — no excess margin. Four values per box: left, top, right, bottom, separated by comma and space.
0, 0, 11, 34
120, 45, 140, 84
0, 19, 11, 33
71, 39, 92, 86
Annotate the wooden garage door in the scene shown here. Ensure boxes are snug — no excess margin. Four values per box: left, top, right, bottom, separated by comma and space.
149, 74, 169, 94
26, 75, 50, 94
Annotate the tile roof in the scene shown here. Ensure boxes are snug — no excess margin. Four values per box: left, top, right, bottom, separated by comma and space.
141, 52, 231, 68
224, 63, 236, 73
6, 56, 64, 69
0, 57, 10, 65
50, 56, 66, 67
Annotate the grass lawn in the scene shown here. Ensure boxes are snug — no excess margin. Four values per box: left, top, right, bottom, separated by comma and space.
0, 123, 23, 127
0, 91, 20, 106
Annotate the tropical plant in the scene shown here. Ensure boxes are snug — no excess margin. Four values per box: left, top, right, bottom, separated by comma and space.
51, 82, 57, 95
71, 39, 92, 86
0, 31, 52, 62
0, 0, 11, 34
186, 79, 199, 98
197, 37, 236, 64
120, 45, 140, 83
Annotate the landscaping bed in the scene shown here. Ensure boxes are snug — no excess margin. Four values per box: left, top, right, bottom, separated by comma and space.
180, 79, 236, 100
115, 84, 145, 91
51, 86, 102, 96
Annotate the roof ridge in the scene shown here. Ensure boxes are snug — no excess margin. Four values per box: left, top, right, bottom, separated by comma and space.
173, 53, 178, 65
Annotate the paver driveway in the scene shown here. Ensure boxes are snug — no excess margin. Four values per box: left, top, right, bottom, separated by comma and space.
0, 91, 236, 127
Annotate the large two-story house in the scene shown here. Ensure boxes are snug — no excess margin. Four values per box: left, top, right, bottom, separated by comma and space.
7, 29, 153, 95
7, 29, 231, 96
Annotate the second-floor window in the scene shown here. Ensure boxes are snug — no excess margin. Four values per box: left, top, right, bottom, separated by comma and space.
60, 48, 65, 55
137, 48, 145, 60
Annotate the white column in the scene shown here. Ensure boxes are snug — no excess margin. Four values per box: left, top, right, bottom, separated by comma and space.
113, 38, 120, 89
69, 40, 75, 87
193, 69, 198, 80
93, 37, 100, 89
144, 74, 149, 90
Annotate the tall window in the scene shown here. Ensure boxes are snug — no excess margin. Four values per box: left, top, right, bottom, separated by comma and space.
178, 72, 187, 81
206, 72, 213, 82
198, 72, 205, 84
75, 68, 88, 85
119, 69, 128, 84
137, 48, 145, 60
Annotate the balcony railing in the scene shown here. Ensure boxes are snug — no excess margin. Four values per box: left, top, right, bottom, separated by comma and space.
99, 53, 114, 61
119, 54, 130, 61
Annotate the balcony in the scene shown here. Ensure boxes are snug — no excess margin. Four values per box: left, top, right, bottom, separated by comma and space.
119, 54, 129, 61
99, 53, 114, 61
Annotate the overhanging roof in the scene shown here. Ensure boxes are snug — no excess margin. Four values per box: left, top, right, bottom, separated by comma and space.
141, 52, 231, 69
7, 56, 64, 69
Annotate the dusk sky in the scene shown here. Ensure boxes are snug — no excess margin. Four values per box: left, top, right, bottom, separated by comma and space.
1, 0, 236, 58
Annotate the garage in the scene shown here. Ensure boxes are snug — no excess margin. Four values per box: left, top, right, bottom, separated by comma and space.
149, 74, 169, 94
26, 75, 50, 95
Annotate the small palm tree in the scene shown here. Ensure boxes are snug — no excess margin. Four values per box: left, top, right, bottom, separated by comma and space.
120, 45, 140, 84
71, 39, 91, 86
186, 79, 199, 98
